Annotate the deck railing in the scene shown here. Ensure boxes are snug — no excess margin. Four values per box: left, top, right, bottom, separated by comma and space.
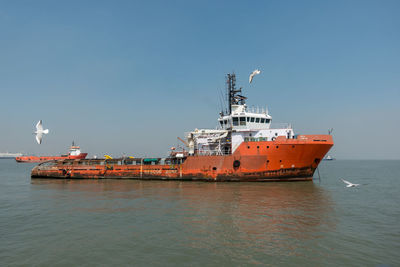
196, 148, 231, 156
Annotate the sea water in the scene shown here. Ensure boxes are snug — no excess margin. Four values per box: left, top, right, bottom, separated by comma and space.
1, 159, 399, 266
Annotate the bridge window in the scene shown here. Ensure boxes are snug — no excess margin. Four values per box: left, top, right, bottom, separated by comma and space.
261, 118, 265, 123
250, 117, 255, 122
265, 119, 271, 123
255, 118, 260, 123
246, 117, 250, 122
224, 120, 228, 124
232, 117, 239, 126
219, 121, 223, 126
240, 117, 246, 126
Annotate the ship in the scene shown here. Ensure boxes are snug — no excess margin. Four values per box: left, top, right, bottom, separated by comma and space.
17, 142, 87, 163
32, 73, 333, 181
0, 152, 23, 159
323, 155, 335, 160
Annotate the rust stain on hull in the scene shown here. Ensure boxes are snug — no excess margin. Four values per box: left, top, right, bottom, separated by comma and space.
32, 166, 314, 182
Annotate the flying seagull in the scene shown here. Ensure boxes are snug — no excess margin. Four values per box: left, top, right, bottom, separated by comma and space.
249, 69, 261, 84
34, 120, 49, 144
341, 179, 360, 188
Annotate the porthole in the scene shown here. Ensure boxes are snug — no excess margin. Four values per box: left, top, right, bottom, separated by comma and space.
257, 146, 259, 149
276, 146, 279, 149
247, 146, 250, 149
267, 146, 269, 149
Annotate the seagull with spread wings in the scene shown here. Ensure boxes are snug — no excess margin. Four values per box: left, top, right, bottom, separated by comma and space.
34, 120, 49, 144
341, 179, 360, 188
249, 69, 261, 84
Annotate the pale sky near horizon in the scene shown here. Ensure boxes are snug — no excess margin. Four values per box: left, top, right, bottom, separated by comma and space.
1, 0, 399, 159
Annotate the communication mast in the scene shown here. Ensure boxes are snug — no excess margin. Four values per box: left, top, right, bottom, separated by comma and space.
226, 73, 247, 114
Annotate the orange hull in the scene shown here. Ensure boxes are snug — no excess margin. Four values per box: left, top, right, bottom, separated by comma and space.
31, 135, 332, 181
16, 153, 88, 163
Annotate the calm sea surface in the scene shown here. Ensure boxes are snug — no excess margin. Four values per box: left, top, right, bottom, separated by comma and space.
1, 159, 399, 266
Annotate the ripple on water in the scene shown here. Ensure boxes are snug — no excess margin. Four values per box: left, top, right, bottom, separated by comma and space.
1, 160, 399, 266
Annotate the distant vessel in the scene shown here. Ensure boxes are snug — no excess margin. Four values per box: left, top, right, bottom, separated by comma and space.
32, 73, 333, 181
323, 155, 335, 160
16, 143, 87, 163
0, 152, 23, 159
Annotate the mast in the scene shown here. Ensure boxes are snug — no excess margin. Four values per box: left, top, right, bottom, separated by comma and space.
226, 73, 247, 115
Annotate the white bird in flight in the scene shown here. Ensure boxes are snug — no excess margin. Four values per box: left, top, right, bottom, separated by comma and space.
34, 120, 49, 144
341, 179, 360, 188
249, 69, 261, 84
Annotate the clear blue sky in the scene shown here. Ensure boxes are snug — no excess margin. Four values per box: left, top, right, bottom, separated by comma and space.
1, 0, 399, 159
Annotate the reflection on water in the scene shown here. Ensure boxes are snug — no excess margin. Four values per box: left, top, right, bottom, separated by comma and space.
31, 179, 336, 258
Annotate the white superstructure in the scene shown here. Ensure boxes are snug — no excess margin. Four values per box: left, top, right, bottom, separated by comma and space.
185, 73, 294, 156
68, 142, 82, 156
69, 146, 82, 156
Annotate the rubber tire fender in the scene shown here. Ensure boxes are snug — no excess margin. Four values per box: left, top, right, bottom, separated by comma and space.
233, 160, 241, 169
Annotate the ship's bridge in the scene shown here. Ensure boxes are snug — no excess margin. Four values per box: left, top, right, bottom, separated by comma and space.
183, 73, 295, 156
217, 103, 294, 153
69, 143, 81, 156
218, 104, 272, 130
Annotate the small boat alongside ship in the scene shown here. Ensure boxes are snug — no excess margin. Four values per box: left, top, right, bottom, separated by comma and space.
17, 143, 87, 163
31, 73, 333, 181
